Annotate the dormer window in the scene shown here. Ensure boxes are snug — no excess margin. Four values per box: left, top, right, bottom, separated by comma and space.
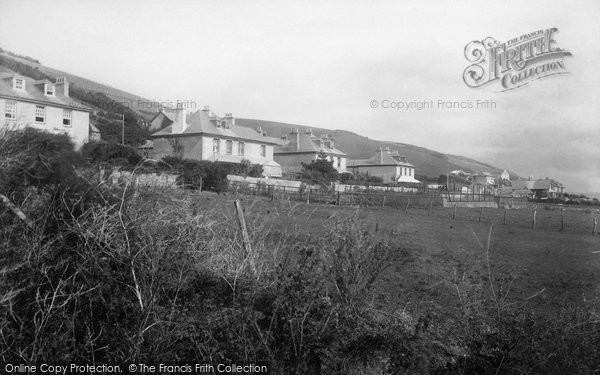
45, 84, 55, 96
13, 78, 24, 90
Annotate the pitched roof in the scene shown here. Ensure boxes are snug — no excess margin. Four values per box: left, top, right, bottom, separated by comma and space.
510, 180, 530, 190
151, 109, 283, 145
0, 73, 91, 111
275, 131, 346, 156
348, 149, 415, 167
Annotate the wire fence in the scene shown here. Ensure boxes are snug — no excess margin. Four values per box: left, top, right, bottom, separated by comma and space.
227, 181, 600, 236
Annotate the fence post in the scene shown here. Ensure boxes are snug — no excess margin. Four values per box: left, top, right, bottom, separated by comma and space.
561, 212, 564, 231
234, 200, 252, 256
306, 188, 310, 204
593, 217, 597, 235
337, 191, 341, 206
479, 207, 484, 222
532, 209, 537, 230
381, 196, 386, 210
270, 186, 275, 202
503, 208, 507, 225
428, 199, 433, 216
452, 204, 456, 219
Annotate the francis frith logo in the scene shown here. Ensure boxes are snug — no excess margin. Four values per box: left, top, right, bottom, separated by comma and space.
463, 28, 572, 92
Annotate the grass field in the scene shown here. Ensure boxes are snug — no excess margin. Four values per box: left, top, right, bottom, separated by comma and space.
192, 191, 600, 313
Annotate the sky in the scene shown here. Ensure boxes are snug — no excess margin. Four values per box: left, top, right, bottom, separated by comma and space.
0, 0, 598, 194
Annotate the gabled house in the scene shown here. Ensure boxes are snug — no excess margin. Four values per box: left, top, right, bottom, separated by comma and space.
347, 147, 419, 183
472, 171, 496, 186
148, 106, 283, 177
500, 180, 533, 197
274, 128, 347, 173
501, 178, 565, 198
529, 178, 565, 199
0, 73, 92, 148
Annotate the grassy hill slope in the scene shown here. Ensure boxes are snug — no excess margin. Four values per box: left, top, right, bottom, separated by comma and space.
235, 118, 515, 179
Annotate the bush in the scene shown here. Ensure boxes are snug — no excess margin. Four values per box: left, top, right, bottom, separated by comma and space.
0, 128, 85, 202
81, 141, 143, 166
301, 151, 339, 183
173, 159, 258, 192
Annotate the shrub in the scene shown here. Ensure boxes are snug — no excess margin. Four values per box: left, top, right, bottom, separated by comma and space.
301, 151, 339, 183
0, 128, 85, 201
81, 141, 143, 166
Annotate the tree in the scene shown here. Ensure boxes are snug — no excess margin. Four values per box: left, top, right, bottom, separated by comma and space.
301, 151, 339, 182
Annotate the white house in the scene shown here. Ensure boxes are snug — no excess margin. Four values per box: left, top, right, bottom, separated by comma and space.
148, 106, 283, 177
0, 73, 92, 148
347, 147, 419, 183
274, 128, 347, 174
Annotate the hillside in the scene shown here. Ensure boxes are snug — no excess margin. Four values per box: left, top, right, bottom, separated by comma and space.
0, 50, 156, 120
235, 118, 514, 179
0, 47, 513, 179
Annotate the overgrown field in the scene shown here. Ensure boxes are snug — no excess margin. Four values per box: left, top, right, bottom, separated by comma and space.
1, 129, 600, 374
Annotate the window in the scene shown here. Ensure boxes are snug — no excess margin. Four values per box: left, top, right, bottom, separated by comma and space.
4, 100, 16, 119
213, 138, 220, 153
35, 105, 45, 123
260, 144, 266, 157
13, 78, 24, 90
238, 142, 245, 155
63, 109, 72, 126
226, 140, 232, 154
45, 84, 55, 96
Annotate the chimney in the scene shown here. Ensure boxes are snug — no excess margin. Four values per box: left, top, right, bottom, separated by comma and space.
400, 155, 408, 163
384, 146, 390, 153
376, 147, 383, 164
290, 128, 300, 151
168, 105, 187, 133
305, 128, 313, 137
223, 112, 234, 128
55, 76, 69, 97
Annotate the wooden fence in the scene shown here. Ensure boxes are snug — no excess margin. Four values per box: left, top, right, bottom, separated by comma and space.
228, 181, 443, 209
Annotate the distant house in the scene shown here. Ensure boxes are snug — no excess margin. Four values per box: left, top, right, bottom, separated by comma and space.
148, 106, 283, 177
529, 178, 565, 199
274, 128, 347, 173
0, 73, 92, 148
500, 180, 533, 197
347, 147, 419, 183
500, 170, 510, 180
501, 178, 565, 198
472, 171, 496, 186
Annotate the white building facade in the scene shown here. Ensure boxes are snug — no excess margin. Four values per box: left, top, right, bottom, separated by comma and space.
1, 74, 91, 148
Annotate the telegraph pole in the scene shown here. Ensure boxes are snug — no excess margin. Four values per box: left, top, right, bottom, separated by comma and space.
121, 113, 125, 145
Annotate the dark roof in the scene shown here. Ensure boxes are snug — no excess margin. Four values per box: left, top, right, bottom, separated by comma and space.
275, 131, 346, 156
531, 179, 563, 190
348, 149, 415, 167
151, 110, 283, 145
0, 73, 91, 111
